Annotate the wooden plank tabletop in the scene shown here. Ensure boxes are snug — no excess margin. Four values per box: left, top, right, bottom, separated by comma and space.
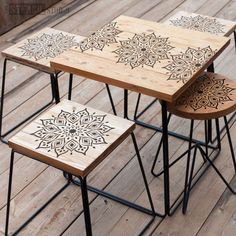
50, 15, 230, 102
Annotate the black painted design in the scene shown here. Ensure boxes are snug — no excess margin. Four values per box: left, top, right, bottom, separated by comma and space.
20, 33, 78, 61
114, 33, 174, 69
176, 73, 235, 110
164, 46, 216, 83
80, 22, 122, 52
170, 15, 225, 35
32, 109, 113, 156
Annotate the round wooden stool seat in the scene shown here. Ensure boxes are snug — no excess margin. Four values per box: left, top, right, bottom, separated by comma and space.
168, 72, 236, 120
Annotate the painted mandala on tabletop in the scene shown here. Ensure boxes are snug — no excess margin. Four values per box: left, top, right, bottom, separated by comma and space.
113, 33, 174, 69
19, 33, 78, 61
176, 73, 235, 111
79, 22, 122, 52
164, 46, 216, 83
31, 109, 113, 157
170, 15, 225, 35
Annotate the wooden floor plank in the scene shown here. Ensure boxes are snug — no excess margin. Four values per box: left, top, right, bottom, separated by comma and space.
151, 125, 236, 236
0, 1, 236, 236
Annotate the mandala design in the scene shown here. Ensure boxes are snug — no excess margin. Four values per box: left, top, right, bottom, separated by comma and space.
164, 46, 216, 83
113, 33, 174, 69
169, 15, 225, 35
80, 22, 122, 52
176, 73, 235, 110
19, 33, 78, 61
31, 109, 113, 156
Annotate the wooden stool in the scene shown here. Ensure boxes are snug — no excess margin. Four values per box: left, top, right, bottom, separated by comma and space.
166, 72, 236, 213
0, 28, 84, 143
5, 99, 156, 236
164, 11, 236, 38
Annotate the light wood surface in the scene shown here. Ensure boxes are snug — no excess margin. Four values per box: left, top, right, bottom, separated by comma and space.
168, 72, 236, 119
50, 15, 230, 102
1, 1, 236, 235
164, 10, 236, 37
8, 99, 135, 177
2, 27, 85, 73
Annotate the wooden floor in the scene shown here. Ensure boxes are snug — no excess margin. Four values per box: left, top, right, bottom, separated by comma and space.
0, 0, 236, 235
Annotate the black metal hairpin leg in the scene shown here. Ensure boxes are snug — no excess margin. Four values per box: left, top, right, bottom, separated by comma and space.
78, 176, 93, 236
197, 117, 236, 194
182, 117, 236, 213
161, 101, 170, 216
68, 73, 73, 100
182, 120, 194, 213
105, 84, 117, 116
168, 119, 222, 215
133, 93, 157, 120
5, 150, 15, 236
124, 89, 129, 119
234, 31, 236, 51
131, 133, 155, 213
151, 113, 172, 176
0, 59, 7, 143
130, 132, 157, 234
68, 132, 162, 234
0, 59, 59, 144
206, 63, 214, 143
67, 74, 116, 115
50, 73, 60, 104
224, 116, 236, 172
182, 144, 199, 214
134, 93, 141, 119
5, 150, 70, 235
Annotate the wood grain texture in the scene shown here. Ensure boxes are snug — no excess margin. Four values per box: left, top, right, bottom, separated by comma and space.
0, 1, 236, 235
168, 72, 236, 120
2, 27, 85, 73
51, 15, 230, 102
8, 99, 135, 177
163, 10, 236, 36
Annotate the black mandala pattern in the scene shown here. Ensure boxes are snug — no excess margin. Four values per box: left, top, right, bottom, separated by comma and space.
114, 33, 174, 69
80, 22, 122, 52
176, 73, 235, 110
169, 15, 225, 35
19, 33, 78, 61
31, 109, 113, 156
164, 46, 216, 83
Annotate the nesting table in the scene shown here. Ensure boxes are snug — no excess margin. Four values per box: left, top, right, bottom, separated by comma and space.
50, 15, 230, 215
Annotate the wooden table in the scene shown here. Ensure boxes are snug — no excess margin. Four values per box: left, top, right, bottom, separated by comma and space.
50, 15, 230, 215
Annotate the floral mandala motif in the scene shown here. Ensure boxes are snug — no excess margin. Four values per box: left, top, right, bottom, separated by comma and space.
31, 109, 113, 156
80, 22, 122, 52
170, 15, 225, 35
19, 33, 78, 61
164, 46, 216, 83
113, 33, 174, 69
176, 73, 235, 110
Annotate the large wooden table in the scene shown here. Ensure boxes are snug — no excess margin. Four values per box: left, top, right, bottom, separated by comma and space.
50, 15, 230, 215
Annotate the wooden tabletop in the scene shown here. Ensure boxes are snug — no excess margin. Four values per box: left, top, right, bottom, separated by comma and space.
50, 15, 230, 102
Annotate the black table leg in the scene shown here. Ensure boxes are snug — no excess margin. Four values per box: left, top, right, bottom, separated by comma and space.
161, 100, 170, 216
79, 176, 93, 236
